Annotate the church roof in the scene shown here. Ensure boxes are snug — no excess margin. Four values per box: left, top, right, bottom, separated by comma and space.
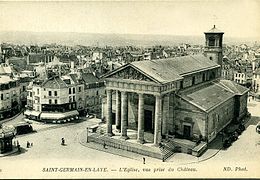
179, 81, 235, 112
218, 79, 249, 95
205, 25, 224, 34
130, 54, 220, 84
179, 80, 249, 112
104, 54, 220, 84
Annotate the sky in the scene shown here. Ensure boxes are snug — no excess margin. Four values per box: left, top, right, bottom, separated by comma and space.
0, 0, 259, 38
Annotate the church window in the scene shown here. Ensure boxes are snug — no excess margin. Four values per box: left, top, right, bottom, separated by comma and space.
202, 73, 206, 81
209, 37, 215, 46
180, 80, 183, 89
192, 76, 195, 85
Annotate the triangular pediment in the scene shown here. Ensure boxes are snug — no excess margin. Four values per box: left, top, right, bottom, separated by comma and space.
104, 64, 159, 83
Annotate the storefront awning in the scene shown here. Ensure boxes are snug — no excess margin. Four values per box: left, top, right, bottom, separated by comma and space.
63, 110, 79, 117
24, 110, 41, 117
40, 113, 64, 120
40, 110, 79, 120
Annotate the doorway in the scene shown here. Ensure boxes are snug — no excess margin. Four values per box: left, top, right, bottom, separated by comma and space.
144, 110, 153, 132
183, 125, 191, 139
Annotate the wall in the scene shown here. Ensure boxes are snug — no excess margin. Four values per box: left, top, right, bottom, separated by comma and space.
178, 68, 220, 90
174, 97, 206, 139
238, 93, 248, 119
207, 97, 235, 142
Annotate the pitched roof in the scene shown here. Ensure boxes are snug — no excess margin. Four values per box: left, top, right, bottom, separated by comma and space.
130, 54, 219, 84
0, 75, 15, 84
179, 81, 235, 112
205, 25, 224, 34
82, 73, 99, 84
42, 76, 68, 89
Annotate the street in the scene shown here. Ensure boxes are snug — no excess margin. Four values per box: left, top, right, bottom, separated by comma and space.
0, 98, 260, 178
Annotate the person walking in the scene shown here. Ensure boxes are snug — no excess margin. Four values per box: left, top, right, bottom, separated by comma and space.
61, 138, 65, 145
143, 157, 146, 164
17, 144, 21, 153
26, 141, 30, 148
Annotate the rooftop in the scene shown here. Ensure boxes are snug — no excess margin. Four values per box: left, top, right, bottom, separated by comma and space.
180, 81, 235, 112
0, 75, 16, 84
130, 54, 220, 84
82, 72, 100, 84
205, 25, 224, 34
41, 76, 68, 89
218, 79, 249, 95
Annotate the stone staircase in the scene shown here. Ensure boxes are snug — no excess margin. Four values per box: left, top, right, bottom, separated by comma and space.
160, 140, 176, 161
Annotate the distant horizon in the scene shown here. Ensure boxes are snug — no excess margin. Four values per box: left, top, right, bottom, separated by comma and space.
0, 30, 258, 48
0, 1, 259, 39
0, 30, 258, 40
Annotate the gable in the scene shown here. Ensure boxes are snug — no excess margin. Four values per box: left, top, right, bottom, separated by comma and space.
105, 65, 158, 83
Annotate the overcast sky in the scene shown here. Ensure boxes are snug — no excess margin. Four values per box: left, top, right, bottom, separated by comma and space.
0, 0, 259, 38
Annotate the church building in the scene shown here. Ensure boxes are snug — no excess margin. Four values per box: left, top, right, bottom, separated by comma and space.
98, 26, 249, 158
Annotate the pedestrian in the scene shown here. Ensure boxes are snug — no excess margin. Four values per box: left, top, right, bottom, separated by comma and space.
143, 157, 146, 164
26, 141, 30, 148
17, 140, 19, 146
61, 138, 65, 145
17, 144, 21, 153
31, 142, 33, 147
103, 142, 106, 149
162, 157, 165, 162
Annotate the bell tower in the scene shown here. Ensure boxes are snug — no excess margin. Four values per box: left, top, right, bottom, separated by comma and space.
204, 25, 224, 68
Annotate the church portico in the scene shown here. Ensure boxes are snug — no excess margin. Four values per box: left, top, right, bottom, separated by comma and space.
105, 77, 176, 145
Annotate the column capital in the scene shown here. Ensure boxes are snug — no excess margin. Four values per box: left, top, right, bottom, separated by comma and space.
121, 91, 129, 97
106, 89, 113, 93
155, 94, 162, 98
138, 93, 144, 98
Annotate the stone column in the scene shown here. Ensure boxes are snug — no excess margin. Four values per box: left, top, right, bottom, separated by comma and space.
115, 90, 121, 131
137, 93, 145, 144
162, 94, 170, 139
121, 91, 129, 140
106, 89, 113, 136
154, 95, 162, 146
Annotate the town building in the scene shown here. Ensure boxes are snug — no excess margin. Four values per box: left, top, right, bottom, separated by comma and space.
24, 69, 105, 122
252, 69, 260, 100
81, 72, 105, 117
234, 71, 247, 85
0, 62, 23, 121
0, 75, 21, 120
25, 75, 83, 123
94, 26, 249, 159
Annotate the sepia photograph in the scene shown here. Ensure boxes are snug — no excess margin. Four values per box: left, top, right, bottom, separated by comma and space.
0, 0, 259, 179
